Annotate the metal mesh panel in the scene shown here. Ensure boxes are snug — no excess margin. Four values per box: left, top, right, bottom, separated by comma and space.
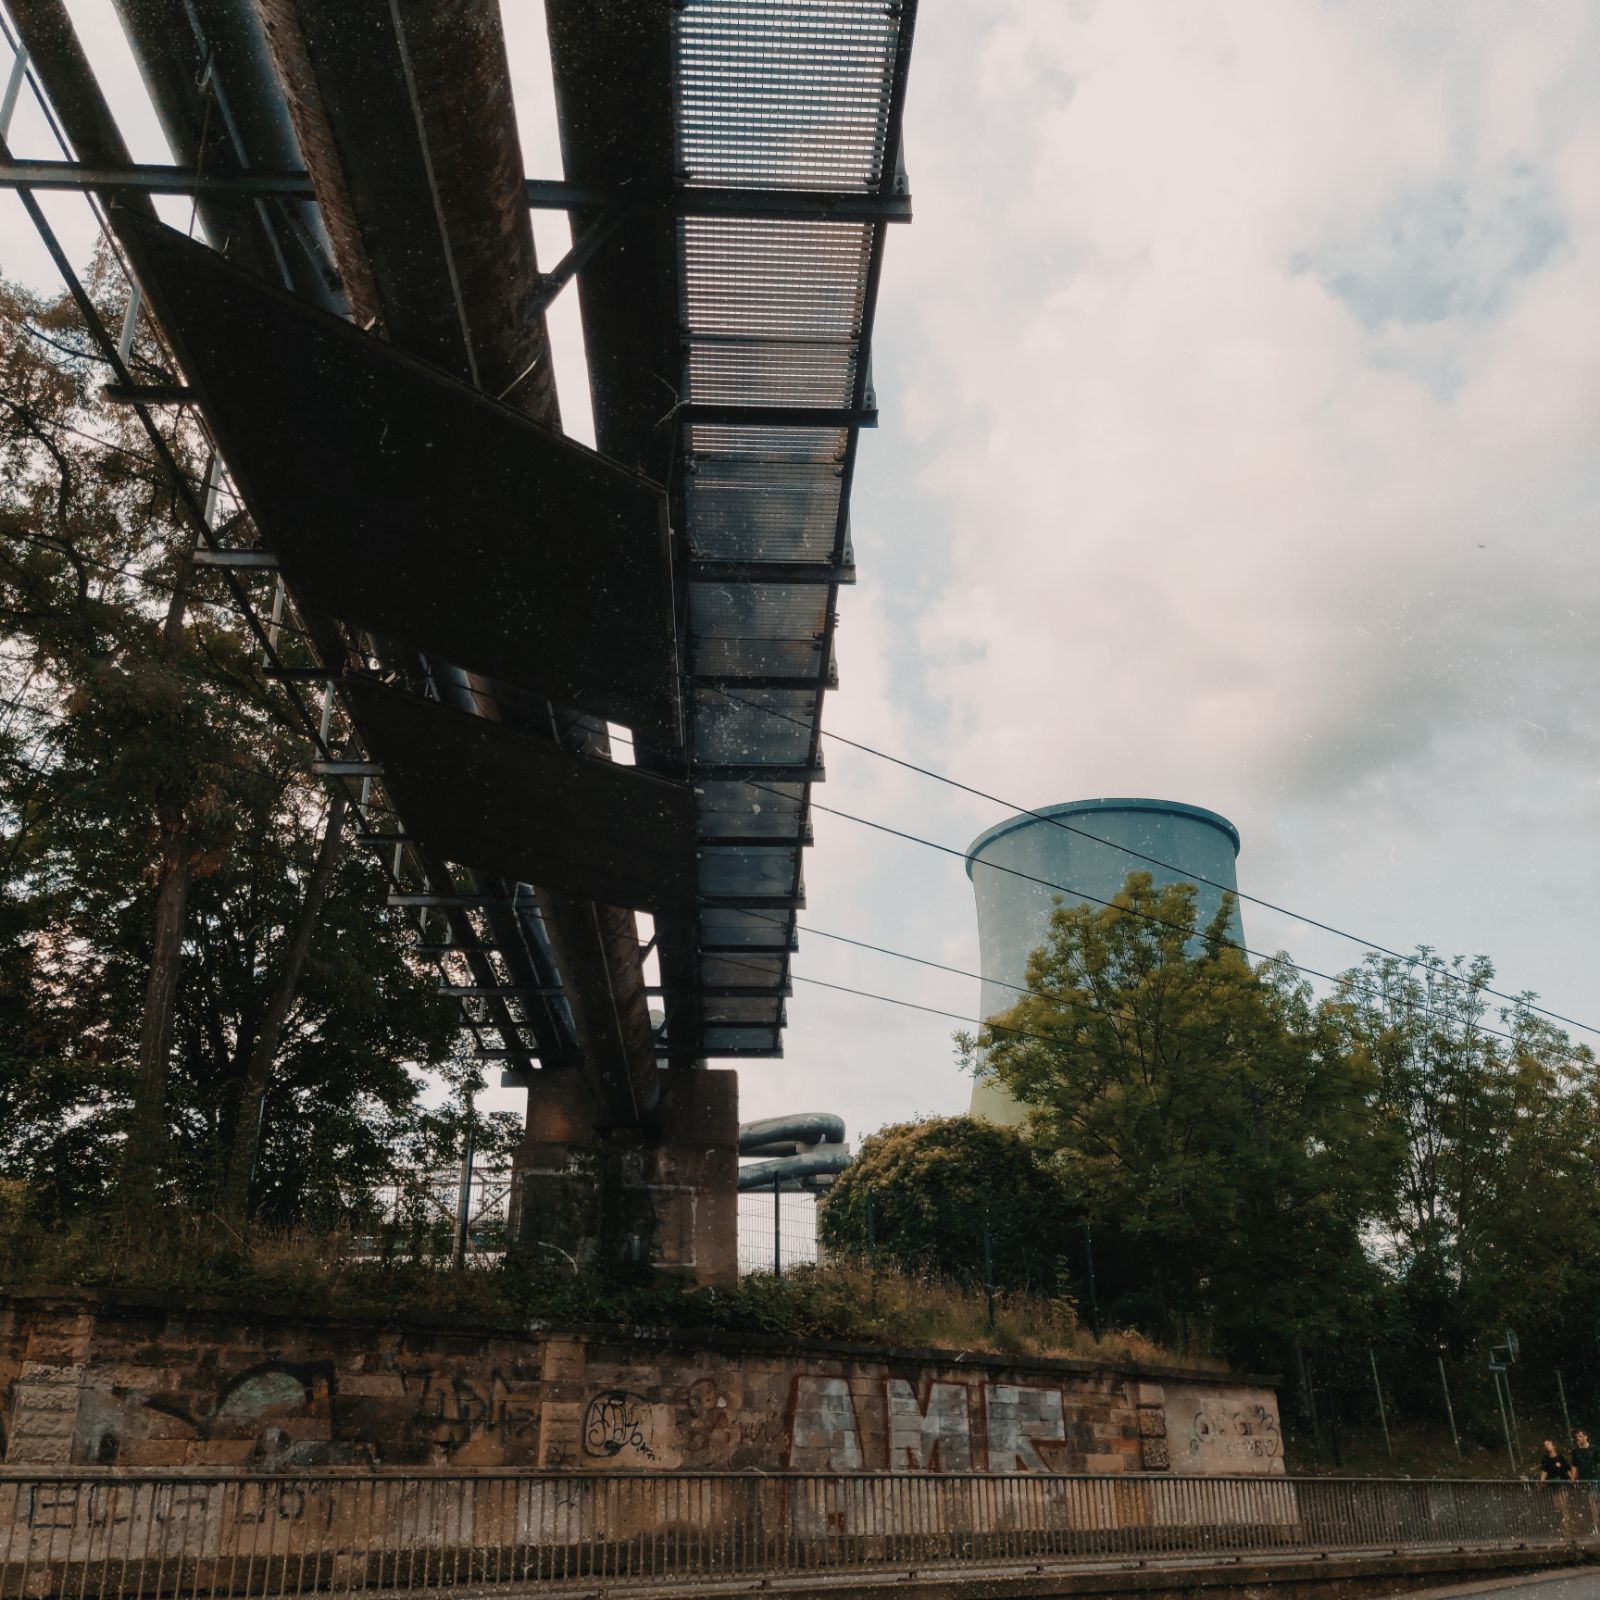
687, 341, 857, 406
676, 1, 903, 191
670, 0, 908, 1060
686, 458, 843, 560
698, 844, 802, 896
696, 778, 807, 833
701, 907, 796, 947
702, 949, 789, 986
704, 994, 787, 1024
691, 635, 826, 677
702, 1024, 781, 1051
688, 423, 849, 460
695, 687, 815, 765
739, 1186, 820, 1272
689, 582, 831, 636
682, 220, 872, 338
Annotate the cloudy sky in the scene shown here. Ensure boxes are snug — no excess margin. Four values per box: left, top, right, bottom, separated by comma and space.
4, 1, 1597, 1151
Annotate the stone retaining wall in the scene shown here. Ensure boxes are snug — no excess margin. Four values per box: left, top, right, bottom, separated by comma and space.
0, 1292, 1281, 1476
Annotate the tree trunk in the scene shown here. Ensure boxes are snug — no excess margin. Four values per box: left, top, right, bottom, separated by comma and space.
123, 804, 194, 1198
220, 788, 349, 1224
121, 515, 205, 1200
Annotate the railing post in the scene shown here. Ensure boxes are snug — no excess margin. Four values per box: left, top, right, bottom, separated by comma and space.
1438, 1354, 1462, 1457
1493, 1368, 1517, 1475
982, 1219, 995, 1329
1369, 1347, 1392, 1459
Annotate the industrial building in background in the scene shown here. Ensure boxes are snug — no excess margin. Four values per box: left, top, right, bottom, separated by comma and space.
966, 799, 1244, 1126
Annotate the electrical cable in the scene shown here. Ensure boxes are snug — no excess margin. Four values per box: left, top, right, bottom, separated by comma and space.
3, 404, 242, 501
713, 917, 1594, 1068
745, 780, 1578, 1053
706, 685, 1600, 1041
602, 726, 1584, 1050
710, 949, 1092, 1052
727, 909, 1322, 1058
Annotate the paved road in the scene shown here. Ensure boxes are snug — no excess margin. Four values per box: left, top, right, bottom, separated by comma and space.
1407, 1570, 1600, 1599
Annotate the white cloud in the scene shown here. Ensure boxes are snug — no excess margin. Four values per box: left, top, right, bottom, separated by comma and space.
751, 0, 1600, 1141
8, 2, 1595, 1150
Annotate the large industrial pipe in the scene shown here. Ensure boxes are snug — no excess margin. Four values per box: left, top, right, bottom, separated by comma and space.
110, 0, 343, 310
966, 798, 1244, 1126
247, 0, 656, 1117
737, 1150, 851, 1193
738, 1113, 846, 1158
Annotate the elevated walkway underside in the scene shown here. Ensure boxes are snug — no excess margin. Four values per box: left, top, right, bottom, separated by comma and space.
0, 0, 916, 1140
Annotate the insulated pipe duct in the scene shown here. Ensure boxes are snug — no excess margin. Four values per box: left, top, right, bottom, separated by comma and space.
10, 0, 651, 1111
247, 0, 657, 1118
110, 0, 343, 310
738, 1113, 846, 1158
737, 1150, 851, 1192
251, 0, 556, 415
967, 798, 1244, 1127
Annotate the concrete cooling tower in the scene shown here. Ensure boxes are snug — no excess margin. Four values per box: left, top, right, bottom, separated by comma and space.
966, 798, 1244, 1126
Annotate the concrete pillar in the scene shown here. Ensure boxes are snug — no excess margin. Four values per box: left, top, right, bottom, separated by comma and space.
509, 1068, 738, 1288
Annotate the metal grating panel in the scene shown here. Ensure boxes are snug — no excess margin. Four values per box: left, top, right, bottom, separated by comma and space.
697, 778, 807, 835
687, 341, 857, 407
677, 1, 902, 192
702, 951, 789, 987
682, 219, 871, 338
689, 582, 831, 636
694, 687, 814, 766
702, 1026, 782, 1052
698, 845, 802, 897
686, 459, 843, 561
701, 907, 797, 948
687, 423, 849, 460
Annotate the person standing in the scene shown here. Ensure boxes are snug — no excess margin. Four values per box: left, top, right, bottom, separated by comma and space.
1538, 1439, 1576, 1482
1572, 1429, 1599, 1483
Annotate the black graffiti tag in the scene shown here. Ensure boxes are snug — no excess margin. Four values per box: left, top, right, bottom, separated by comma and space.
583, 1392, 654, 1459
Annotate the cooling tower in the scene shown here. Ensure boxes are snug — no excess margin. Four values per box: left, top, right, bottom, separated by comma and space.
966, 799, 1243, 1126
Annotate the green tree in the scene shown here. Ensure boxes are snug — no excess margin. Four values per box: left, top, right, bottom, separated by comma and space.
966, 872, 1387, 1361
1327, 951, 1600, 1363
818, 1115, 1079, 1293
0, 264, 456, 1230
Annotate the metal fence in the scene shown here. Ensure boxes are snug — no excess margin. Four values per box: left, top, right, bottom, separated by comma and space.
736, 1188, 819, 1275
2, 1470, 1596, 1596
357, 1167, 512, 1264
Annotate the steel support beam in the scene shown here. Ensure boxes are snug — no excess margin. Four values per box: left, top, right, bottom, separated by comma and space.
0, 159, 911, 221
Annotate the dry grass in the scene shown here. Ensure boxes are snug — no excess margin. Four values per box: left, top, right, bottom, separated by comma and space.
762, 1259, 1198, 1367
0, 1213, 1205, 1371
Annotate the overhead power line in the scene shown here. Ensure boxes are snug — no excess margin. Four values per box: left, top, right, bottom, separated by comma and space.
720, 915, 1595, 1066
733, 910, 1316, 1057
599, 723, 1595, 1048
745, 781, 1584, 1053
708, 685, 1598, 1041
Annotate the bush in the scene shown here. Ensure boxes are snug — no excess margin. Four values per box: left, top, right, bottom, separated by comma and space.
818, 1116, 1079, 1293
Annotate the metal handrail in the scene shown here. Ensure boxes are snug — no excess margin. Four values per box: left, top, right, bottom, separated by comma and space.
2, 1470, 1596, 1596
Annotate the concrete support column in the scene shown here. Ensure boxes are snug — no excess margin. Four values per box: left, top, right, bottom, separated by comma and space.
509, 1069, 738, 1288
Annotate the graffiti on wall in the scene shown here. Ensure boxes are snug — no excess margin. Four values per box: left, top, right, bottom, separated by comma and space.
683, 1377, 785, 1455
583, 1392, 655, 1460
886, 1378, 972, 1471
786, 1378, 1088, 1474
0, 1318, 1280, 1477
1181, 1402, 1282, 1467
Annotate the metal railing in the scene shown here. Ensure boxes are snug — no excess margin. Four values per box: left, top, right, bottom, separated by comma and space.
1, 1470, 1595, 1597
